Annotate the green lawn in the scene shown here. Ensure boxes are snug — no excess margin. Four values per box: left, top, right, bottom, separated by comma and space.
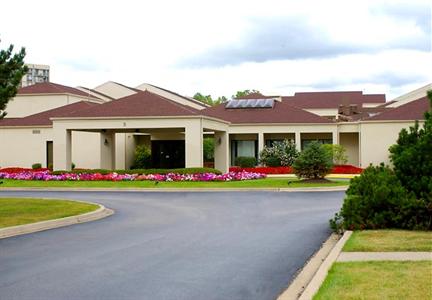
0, 198, 99, 228
314, 261, 432, 300
343, 230, 432, 252
0, 178, 349, 189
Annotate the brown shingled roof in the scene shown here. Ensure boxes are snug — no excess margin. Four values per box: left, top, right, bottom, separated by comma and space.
65, 90, 200, 118
18, 82, 100, 99
282, 91, 386, 109
0, 102, 99, 127
203, 100, 332, 124
367, 96, 430, 121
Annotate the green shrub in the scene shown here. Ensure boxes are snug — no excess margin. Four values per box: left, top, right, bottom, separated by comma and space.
235, 156, 257, 168
32, 163, 42, 169
265, 156, 282, 167
259, 139, 299, 167
132, 145, 152, 169
293, 141, 333, 179
203, 137, 215, 162
323, 144, 348, 165
389, 93, 432, 200
330, 164, 431, 232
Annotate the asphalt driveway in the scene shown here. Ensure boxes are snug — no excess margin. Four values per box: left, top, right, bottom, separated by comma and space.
0, 191, 344, 300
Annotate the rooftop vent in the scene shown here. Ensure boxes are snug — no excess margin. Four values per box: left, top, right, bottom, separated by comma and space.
225, 98, 275, 109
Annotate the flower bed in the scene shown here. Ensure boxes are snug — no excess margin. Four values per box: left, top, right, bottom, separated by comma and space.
0, 167, 49, 173
0, 170, 266, 182
230, 164, 363, 174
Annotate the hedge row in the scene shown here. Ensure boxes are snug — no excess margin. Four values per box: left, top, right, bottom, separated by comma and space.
51, 167, 222, 175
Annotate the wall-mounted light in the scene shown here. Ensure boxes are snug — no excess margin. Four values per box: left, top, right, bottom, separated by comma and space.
104, 139, 109, 146
217, 137, 222, 145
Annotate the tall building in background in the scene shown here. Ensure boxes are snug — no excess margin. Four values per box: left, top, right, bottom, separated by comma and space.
20, 64, 50, 87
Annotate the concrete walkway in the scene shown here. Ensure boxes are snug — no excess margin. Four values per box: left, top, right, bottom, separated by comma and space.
337, 251, 432, 262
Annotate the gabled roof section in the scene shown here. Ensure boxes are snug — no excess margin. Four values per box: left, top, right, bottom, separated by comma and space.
65, 90, 201, 118
76, 87, 115, 101
17, 82, 100, 99
203, 100, 332, 124
0, 101, 99, 127
282, 91, 386, 109
93, 81, 138, 99
366, 96, 430, 121
136, 83, 209, 109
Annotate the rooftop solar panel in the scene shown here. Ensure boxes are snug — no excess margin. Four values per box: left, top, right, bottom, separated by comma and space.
225, 98, 275, 109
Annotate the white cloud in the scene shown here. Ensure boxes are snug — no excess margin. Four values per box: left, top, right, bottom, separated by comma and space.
0, 0, 430, 99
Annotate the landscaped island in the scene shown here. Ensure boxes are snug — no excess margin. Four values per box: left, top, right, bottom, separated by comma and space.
0, 198, 99, 228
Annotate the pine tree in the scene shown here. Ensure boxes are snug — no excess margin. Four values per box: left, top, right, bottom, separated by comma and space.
0, 41, 28, 119
389, 91, 432, 200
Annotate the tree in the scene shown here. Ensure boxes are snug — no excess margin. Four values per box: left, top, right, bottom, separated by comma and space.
233, 89, 261, 99
203, 137, 214, 162
193, 93, 227, 106
389, 91, 432, 200
323, 144, 348, 165
259, 139, 299, 167
293, 141, 333, 179
0, 40, 28, 119
132, 145, 152, 169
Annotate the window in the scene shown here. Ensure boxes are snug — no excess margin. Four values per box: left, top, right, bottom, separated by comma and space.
230, 140, 258, 165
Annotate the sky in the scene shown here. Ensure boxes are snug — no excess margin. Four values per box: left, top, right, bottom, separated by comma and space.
1, 0, 431, 100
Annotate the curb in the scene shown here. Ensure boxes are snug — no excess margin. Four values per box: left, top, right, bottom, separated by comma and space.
278, 231, 352, 300
0, 186, 348, 193
299, 231, 352, 299
277, 233, 340, 300
0, 201, 114, 239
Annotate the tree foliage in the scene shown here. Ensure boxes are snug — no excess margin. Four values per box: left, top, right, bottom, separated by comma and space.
389, 91, 432, 200
330, 164, 431, 232
0, 40, 28, 119
323, 144, 348, 165
293, 141, 333, 179
193, 92, 227, 106
203, 137, 214, 161
259, 139, 299, 167
132, 145, 152, 169
233, 89, 261, 99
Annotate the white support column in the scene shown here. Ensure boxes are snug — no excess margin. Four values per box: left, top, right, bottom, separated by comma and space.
332, 130, 339, 145
100, 131, 116, 170
53, 128, 72, 171
295, 132, 301, 151
115, 133, 126, 170
257, 132, 264, 162
214, 131, 229, 173
185, 123, 203, 168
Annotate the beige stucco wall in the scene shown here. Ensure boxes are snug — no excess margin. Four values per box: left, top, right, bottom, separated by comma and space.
6, 95, 75, 118
304, 108, 338, 118
0, 127, 52, 168
71, 131, 101, 169
0, 128, 100, 169
93, 82, 136, 99
5, 94, 103, 118
339, 132, 359, 166
359, 121, 422, 167
136, 83, 208, 110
